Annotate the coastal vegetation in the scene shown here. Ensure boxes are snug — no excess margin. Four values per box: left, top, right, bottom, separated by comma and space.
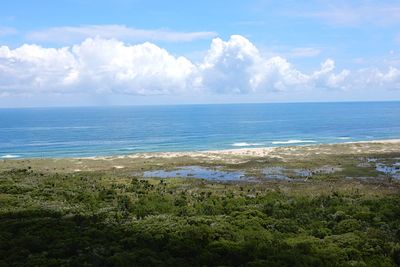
0, 142, 399, 266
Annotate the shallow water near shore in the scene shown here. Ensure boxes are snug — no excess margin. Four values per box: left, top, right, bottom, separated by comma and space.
1, 101, 400, 158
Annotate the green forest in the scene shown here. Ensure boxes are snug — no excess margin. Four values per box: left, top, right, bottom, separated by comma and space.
0, 162, 399, 267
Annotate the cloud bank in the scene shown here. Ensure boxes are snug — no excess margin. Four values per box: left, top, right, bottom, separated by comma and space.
0, 35, 399, 96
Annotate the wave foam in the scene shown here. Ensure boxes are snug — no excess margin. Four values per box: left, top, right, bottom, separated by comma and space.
271, 140, 316, 145
1, 154, 20, 159
232, 142, 263, 147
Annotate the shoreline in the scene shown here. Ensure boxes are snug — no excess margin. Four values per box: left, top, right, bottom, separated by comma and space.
2, 138, 399, 161
1, 137, 399, 183
81, 138, 400, 159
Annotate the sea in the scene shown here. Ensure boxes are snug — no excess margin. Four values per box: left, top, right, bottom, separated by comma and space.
1, 101, 400, 158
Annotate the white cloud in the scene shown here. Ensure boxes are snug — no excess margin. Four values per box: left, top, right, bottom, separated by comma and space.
199, 35, 262, 93
70, 38, 196, 94
26, 25, 217, 43
354, 67, 400, 90
251, 56, 310, 91
0, 44, 78, 93
0, 35, 399, 96
0, 38, 196, 94
312, 59, 351, 90
198, 36, 318, 92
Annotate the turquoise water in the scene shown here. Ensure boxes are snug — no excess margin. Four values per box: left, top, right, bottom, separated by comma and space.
0, 101, 400, 158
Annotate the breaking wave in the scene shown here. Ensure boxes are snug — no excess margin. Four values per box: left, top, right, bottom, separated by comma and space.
271, 140, 316, 145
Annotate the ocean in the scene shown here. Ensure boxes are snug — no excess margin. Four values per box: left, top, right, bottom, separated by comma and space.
1, 101, 400, 158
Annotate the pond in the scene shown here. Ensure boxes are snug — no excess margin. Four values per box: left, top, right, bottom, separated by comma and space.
262, 165, 341, 180
293, 166, 341, 177
143, 166, 246, 181
262, 167, 292, 180
376, 162, 400, 179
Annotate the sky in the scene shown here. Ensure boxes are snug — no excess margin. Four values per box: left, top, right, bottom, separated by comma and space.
0, 0, 400, 107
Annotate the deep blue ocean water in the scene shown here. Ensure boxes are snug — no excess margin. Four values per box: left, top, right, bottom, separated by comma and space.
1, 102, 400, 158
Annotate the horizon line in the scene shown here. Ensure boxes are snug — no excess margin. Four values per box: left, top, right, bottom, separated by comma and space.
1, 99, 400, 109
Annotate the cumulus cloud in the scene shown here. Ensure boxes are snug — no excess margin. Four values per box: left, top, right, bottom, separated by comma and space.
199, 35, 262, 93
312, 59, 351, 90
0, 38, 196, 94
354, 67, 400, 90
0, 35, 399, 96
26, 25, 217, 44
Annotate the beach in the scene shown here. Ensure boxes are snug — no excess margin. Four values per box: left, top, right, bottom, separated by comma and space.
1, 139, 400, 183
3, 138, 400, 162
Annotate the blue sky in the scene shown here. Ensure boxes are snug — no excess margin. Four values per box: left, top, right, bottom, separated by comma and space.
0, 0, 399, 107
